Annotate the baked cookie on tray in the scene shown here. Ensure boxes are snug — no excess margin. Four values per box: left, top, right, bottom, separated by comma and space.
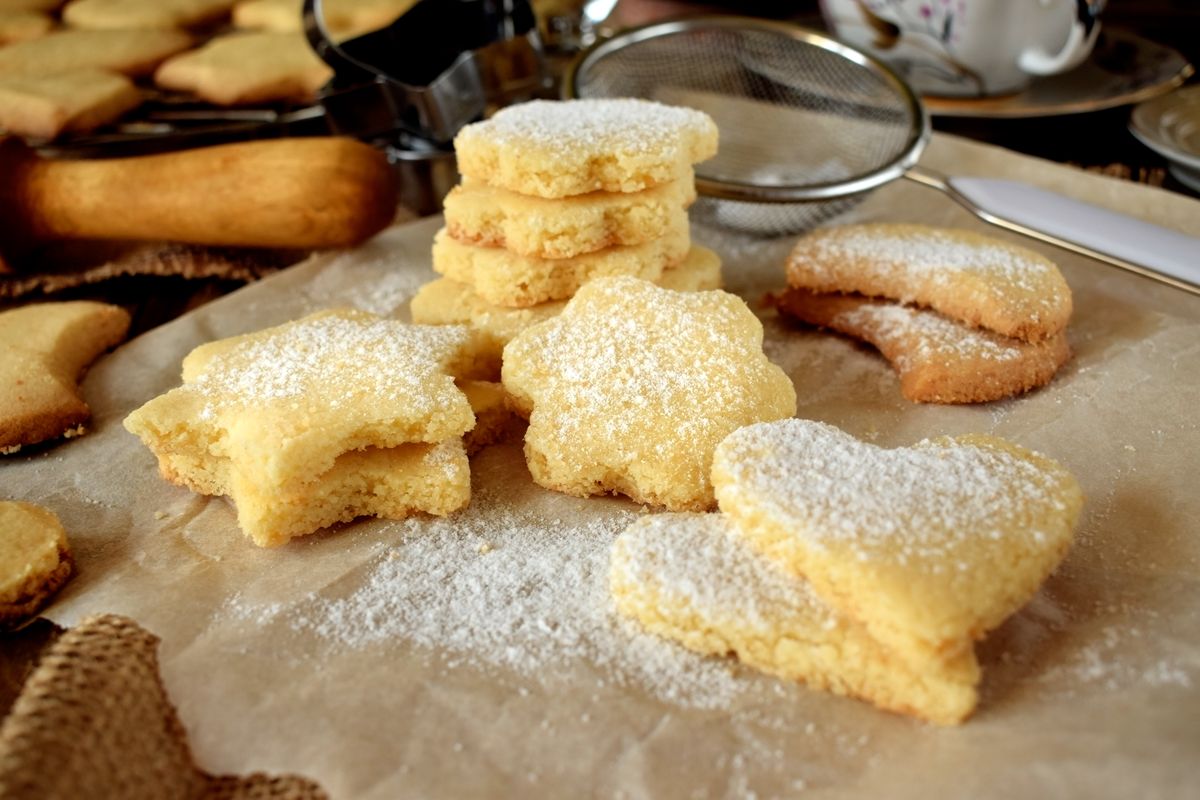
610, 512, 980, 725
0, 501, 73, 630
454, 98, 718, 198
502, 277, 796, 511
431, 218, 690, 308
232, 0, 415, 37
125, 309, 493, 546
413, 245, 723, 369
0, 70, 142, 139
443, 173, 695, 260
712, 419, 1083, 675
775, 288, 1071, 404
785, 224, 1072, 342
0, 301, 131, 454
62, 0, 235, 30
0, 10, 54, 45
0, 28, 193, 77
154, 32, 333, 106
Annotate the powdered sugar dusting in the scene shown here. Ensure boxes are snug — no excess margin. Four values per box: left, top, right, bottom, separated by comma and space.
716, 419, 1064, 561
810, 227, 1048, 285
189, 311, 471, 418
502, 277, 794, 504
459, 98, 714, 159
340, 268, 426, 316
789, 225, 1066, 313
616, 513, 835, 633
227, 476, 749, 710
834, 302, 1027, 369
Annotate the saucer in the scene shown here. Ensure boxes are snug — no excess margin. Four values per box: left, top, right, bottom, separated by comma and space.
1130, 85, 1200, 193
924, 28, 1193, 119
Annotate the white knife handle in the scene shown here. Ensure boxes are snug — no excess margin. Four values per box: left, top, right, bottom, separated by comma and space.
944, 175, 1200, 295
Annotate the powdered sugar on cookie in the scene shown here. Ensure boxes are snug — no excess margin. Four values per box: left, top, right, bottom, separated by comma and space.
502, 277, 795, 510
712, 418, 1082, 675
834, 302, 1028, 367
465, 98, 714, 159
786, 224, 1072, 342
715, 420, 1064, 559
455, 98, 718, 197
183, 312, 478, 420
610, 512, 981, 724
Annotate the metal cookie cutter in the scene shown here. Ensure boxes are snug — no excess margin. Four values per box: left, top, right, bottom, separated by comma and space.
305, 0, 548, 212
305, 0, 547, 144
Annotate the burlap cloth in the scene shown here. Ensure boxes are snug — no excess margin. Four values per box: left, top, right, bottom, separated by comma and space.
0, 614, 327, 800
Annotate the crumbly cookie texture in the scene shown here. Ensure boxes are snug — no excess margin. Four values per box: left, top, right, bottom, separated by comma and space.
0, 501, 73, 630
0, 301, 131, 454
0, 28, 193, 77
454, 98, 718, 198
459, 379, 520, 455
154, 32, 333, 106
432, 218, 690, 308
138, 382, 510, 546
62, 0, 234, 30
160, 438, 471, 547
712, 419, 1082, 674
610, 513, 979, 725
502, 277, 796, 511
0, 69, 142, 139
444, 174, 696, 259
786, 224, 1072, 343
125, 309, 491, 546
413, 245, 723, 371
776, 289, 1071, 404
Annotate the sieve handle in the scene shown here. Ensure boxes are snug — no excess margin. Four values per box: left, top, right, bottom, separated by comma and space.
905, 167, 1200, 298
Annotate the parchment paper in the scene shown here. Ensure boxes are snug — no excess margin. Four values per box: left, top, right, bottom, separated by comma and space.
4, 134, 1199, 799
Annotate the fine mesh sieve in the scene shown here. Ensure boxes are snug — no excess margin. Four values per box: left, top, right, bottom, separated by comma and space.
564, 17, 928, 236
563, 17, 1200, 296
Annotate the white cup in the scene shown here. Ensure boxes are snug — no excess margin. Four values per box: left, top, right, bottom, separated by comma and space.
820, 0, 1105, 97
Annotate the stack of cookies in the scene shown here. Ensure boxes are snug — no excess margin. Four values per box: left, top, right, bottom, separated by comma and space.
776, 223, 1074, 404
412, 98, 723, 372
124, 309, 513, 547
611, 418, 1084, 725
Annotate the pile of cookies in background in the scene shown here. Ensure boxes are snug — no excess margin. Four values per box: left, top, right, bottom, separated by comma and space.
412, 97, 724, 373
0, 0, 417, 140
0, 0, 613, 141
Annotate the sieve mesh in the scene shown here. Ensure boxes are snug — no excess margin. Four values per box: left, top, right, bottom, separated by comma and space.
565, 17, 928, 235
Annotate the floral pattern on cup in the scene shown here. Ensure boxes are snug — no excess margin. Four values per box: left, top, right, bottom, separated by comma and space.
822, 0, 1103, 98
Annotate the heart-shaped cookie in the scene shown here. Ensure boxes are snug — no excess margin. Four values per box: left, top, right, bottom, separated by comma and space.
611, 512, 980, 725
712, 419, 1082, 673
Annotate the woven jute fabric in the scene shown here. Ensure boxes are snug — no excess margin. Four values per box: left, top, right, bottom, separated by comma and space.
0, 614, 327, 800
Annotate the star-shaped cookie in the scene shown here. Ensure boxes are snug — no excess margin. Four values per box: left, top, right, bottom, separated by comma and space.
125, 309, 490, 546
